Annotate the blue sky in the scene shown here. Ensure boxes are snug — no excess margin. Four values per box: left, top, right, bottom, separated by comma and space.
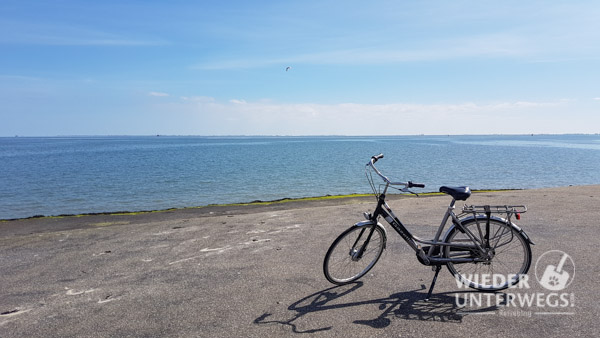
1, 0, 599, 136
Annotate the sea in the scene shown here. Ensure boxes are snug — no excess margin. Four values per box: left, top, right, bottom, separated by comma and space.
1, 134, 599, 220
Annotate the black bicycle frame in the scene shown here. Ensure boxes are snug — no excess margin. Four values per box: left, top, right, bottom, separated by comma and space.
368, 193, 486, 266
372, 193, 419, 251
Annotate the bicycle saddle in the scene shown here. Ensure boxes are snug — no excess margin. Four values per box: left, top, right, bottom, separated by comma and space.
439, 186, 471, 201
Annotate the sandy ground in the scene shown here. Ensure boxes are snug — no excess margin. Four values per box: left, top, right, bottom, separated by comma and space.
1, 185, 599, 337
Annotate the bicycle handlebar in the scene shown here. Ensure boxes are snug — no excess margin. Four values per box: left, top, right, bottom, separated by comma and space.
367, 154, 425, 189
408, 181, 425, 188
371, 153, 384, 163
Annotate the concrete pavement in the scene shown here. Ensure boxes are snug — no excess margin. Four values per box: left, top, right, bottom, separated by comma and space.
1, 186, 599, 337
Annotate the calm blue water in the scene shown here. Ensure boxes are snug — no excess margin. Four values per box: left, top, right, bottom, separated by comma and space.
1, 135, 599, 220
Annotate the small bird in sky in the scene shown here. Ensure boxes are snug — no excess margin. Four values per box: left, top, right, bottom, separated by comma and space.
285, 66, 292, 71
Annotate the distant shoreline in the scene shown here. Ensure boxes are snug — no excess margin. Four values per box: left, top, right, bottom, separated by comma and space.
3, 133, 600, 138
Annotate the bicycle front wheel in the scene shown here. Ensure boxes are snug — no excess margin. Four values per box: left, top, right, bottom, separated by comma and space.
444, 217, 532, 291
323, 225, 386, 285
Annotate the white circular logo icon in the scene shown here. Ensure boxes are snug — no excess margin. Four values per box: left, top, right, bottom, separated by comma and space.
535, 250, 575, 291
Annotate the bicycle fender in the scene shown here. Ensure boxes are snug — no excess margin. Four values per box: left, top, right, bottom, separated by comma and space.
511, 223, 535, 245
354, 220, 388, 245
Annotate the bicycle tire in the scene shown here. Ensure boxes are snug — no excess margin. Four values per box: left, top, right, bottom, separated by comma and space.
444, 217, 532, 291
323, 225, 386, 285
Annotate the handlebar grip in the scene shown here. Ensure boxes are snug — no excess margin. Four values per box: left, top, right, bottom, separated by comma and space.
371, 154, 384, 163
408, 181, 425, 188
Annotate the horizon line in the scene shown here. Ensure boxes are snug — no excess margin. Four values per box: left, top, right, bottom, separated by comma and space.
2, 132, 600, 138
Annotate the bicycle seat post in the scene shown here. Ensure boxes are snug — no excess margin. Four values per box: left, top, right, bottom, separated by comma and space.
448, 198, 456, 210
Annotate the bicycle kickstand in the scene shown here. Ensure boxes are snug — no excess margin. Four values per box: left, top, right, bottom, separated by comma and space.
425, 265, 442, 301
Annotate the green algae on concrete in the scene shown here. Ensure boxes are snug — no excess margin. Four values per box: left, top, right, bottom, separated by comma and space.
0, 189, 518, 222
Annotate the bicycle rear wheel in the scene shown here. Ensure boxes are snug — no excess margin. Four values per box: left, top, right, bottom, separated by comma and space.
444, 217, 531, 291
323, 225, 386, 285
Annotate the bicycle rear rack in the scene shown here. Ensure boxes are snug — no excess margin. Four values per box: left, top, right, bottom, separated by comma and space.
462, 205, 527, 214
462, 205, 527, 221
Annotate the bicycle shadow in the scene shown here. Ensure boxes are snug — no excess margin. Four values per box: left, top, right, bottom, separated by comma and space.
254, 283, 500, 333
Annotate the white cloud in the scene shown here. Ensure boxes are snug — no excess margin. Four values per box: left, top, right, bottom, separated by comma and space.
153, 96, 574, 135
148, 91, 169, 97
191, 2, 600, 71
193, 34, 530, 70
0, 20, 166, 46
593, 97, 600, 101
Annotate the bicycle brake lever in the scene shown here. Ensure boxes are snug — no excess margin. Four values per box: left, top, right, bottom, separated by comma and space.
401, 187, 419, 196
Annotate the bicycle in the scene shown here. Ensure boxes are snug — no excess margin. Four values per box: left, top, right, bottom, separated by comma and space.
323, 154, 534, 299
